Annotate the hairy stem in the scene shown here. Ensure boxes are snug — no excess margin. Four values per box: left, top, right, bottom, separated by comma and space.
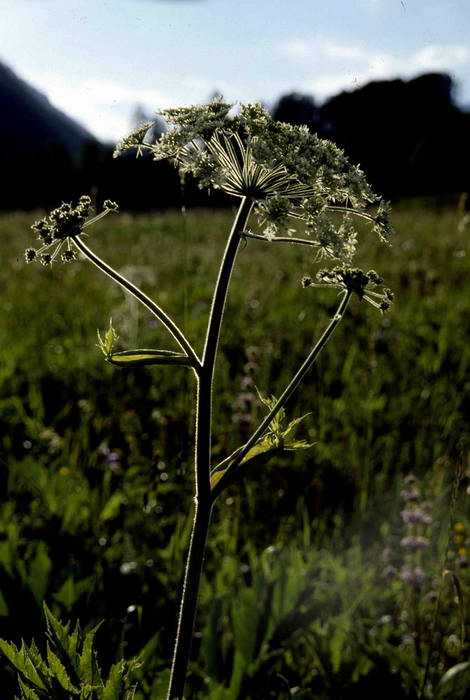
73, 236, 200, 366
167, 197, 253, 699
211, 290, 352, 498
166, 471, 212, 700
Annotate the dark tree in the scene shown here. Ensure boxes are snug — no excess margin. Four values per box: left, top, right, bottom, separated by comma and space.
271, 92, 320, 132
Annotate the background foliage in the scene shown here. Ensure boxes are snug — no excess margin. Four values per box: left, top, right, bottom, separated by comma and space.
0, 200, 469, 697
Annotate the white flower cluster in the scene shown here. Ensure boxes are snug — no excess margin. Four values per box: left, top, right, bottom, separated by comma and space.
114, 99, 394, 265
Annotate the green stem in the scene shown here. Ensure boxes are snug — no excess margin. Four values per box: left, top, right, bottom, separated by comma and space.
202, 197, 254, 370
211, 290, 352, 498
73, 236, 200, 367
166, 197, 253, 700
166, 471, 212, 700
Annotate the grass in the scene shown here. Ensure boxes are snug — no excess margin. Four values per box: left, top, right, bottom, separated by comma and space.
0, 200, 469, 698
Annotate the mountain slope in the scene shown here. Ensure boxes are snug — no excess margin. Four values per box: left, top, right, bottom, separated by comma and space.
0, 60, 94, 154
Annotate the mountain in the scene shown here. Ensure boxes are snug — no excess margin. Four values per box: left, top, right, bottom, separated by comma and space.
0, 60, 94, 153
0, 60, 101, 210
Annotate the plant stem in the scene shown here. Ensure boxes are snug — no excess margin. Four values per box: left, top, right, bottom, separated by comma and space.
73, 237, 200, 367
211, 290, 352, 496
242, 231, 321, 248
166, 473, 212, 700
166, 197, 253, 699
202, 197, 254, 371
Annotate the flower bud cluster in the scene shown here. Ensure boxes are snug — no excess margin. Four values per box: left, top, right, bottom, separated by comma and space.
303, 266, 393, 312
311, 213, 357, 263
25, 197, 118, 267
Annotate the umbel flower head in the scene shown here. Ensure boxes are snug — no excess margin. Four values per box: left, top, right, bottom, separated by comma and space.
114, 99, 394, 263
302, 267, 394, 312
25, 198, 118, 266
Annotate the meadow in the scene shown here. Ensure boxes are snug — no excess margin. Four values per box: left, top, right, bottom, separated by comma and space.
0, 200, 469, 698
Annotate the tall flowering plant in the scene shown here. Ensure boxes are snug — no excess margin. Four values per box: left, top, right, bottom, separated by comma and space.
25, 100, 394, 699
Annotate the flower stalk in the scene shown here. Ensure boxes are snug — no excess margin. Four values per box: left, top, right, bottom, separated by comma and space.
167, 196, 253, 699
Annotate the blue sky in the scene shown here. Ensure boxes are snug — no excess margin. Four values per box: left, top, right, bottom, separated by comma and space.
1, 0, 469, 142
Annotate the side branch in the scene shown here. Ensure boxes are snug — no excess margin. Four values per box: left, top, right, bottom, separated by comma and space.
325, 205, 375, 223
73, 237, 201, 368
242, 231, 320, 248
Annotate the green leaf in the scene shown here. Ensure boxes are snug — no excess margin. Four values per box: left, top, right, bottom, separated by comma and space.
17, 679, 41, 700
106, 349, 193, 367
28, 543, 52, 606
53, 576, 95, 612
46, 645, 78, 693
78, 624, 103, 687
102, 662, 123, 700
281, 413, 311, 441
43, 604, 71, 653
0, 639, 47, 690
99, 492, 124, 521
211, 401, 313, 493
210, 439, 281, 491
97, 319, 118, 357
284, 439, 314, 451
438, 662, 470, 698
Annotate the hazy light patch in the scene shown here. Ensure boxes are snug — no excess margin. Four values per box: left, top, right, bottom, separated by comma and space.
21, 72, 213, 142
411, 45, 470, 70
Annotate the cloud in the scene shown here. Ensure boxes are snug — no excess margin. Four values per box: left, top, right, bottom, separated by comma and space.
280, 38, 470, 99
282, 38, 368, 63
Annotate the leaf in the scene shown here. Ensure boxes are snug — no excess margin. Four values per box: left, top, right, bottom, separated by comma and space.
440, 662, 470, 684
17, 679, 41, 700
284, 439, 314, 451
106, 349, 193, 367
43, 603, 71, 653
210, 405, 313, 493
0, 639, 46, 689
281, 413, 311, 441
28, 543, 52, 606
102, 662, 124, 700
210, 440, 281, 491
53, 576, 95, 612
438, 662, 470, 698
45, 645, 78, 693
78, 624, 103, 687
99, 492, 124, 521
254, 388, 285, 436
97, 319, 118, 357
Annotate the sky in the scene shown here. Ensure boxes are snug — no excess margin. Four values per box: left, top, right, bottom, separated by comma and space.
1, 0, 469, 143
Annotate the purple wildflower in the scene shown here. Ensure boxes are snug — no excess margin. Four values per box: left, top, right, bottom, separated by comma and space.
383, 565, 398, 580
400, 565, 426, 589
401, 488, 420, 503
233, 392, 255, 411
400, 536, 430, 551
401, 508, 432, 526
